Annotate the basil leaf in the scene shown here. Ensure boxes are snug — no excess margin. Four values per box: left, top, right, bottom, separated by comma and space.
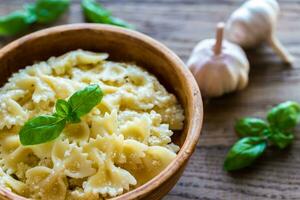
19, 85, 104, 146
224, 137, 267, 171
55, 99, 72, 119
19, 115, 66, 145
68, 84, 103, 118
107, 16, 134, 29
0, 10, 36, 36
81, 0, 134, 29
235, 118, 269, 137
68, 112, 81, 123
269, 129, 294, 149
81, 0, 110, 21
267, 101, 300, 130
27, 0, 70, 24
55, 99, 80, 123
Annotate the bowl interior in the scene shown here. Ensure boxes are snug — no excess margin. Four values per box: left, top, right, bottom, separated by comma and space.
0, 24, 203, 199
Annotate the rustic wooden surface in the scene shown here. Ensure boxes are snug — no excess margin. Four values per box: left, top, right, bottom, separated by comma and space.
1, 0, 300, 199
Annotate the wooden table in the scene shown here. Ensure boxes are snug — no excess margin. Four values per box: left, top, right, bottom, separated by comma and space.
1, 0, 300, 199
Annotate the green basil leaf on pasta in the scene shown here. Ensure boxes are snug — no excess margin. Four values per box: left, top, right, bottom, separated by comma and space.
19, 85, 103, 145
19, 115, 66, 145
68, 111, 82, 123
55, 99, 72, 119
0, 10, 36, 36
224, 137, 267, 171
27, 0, 70, 24
267, 101, 300, 130
235, 118, 269, 137
68, 84, 103, 118
81, 0, 134, 29
269, 129, 294, 149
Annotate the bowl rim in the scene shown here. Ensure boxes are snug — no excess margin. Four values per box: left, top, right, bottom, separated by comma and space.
0, 24, 203, 200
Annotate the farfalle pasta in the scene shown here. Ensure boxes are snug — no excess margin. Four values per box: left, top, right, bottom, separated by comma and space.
0, 50, 184, 199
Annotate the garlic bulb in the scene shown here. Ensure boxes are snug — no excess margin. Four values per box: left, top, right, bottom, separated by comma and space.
226, 0, 294, 64
187, 23, 250, 98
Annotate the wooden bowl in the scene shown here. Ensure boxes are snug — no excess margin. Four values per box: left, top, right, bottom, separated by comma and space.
0, 24, 203, 200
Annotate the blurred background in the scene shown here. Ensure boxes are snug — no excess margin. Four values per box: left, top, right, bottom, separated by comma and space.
1, 1, 300, 199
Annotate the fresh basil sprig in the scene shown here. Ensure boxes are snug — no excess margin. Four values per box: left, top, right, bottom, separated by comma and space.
0, 11, 36, 36
267, 101, 300, 130
224, 137, 267, 171
235, 118, 269, 137
81, 0, 134, 29
0, 0, 70, 36
26, 0, 70, 24
19, 84, 103, 146
19, 115, 66, 146
224, 101, 300, 171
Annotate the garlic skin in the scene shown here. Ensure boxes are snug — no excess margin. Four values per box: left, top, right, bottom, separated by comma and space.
226, 0, 294, 64
227, 0, 279, 47
187, 23, 249, 98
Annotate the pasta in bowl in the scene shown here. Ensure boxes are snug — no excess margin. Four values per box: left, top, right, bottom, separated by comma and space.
0, 24, 202, 200
0, 49, 184, 199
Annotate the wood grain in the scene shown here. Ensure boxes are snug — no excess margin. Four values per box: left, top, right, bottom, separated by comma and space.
1, 0, 300, 199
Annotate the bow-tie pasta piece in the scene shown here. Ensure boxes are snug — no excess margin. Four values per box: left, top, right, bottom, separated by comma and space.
120, 115, 151, 143
0, 128, 29, 181
0, 128, 20, 159
63, 121, 90, 144
0, 90, 29, 129
25, 61, 52, 76
30, 141, 54, 160
71, 69, 102, 85
149, 124, 173, 147
166, 143, 180, 153
0, 169, 27, 196
26, 166, 67, 200
52, 140, 96, 178
98, 84, 118, 95
118, 139, 148, 170
0, 168, 27, 195
3, 147, 38, 175
154, 102, 185, 130
31, 79, 54, 103
40, 75, 85, 99
25, 166, 52, 197
101, 93, 121, 109
49, 49, 108, 75
13, 74, 55, 103
75, 50, 109, 66
90, 110, 118, 138
117, 110, 178, 150
118, 91, 144, 110
100, 62, 127, 85
84, 134, 124, 162
117, 110, 162, 127
64, 147, 96, 179
51, 140, 69, 168
0, 128, 38, 181
126, 66, 149, 87
119, 85, 156, 111
134, 146, 176, 185
83, 149, 136, 197
94, 96, 117, 116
